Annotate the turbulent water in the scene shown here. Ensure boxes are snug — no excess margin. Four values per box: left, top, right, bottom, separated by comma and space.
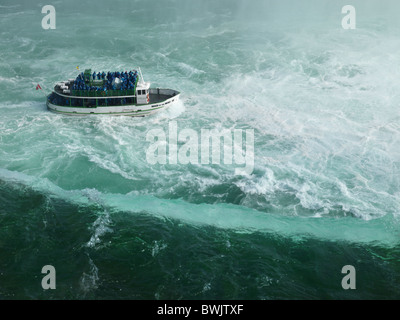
1, 0, 400, 299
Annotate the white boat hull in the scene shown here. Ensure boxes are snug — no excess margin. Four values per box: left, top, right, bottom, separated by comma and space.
47, 91, 180, 117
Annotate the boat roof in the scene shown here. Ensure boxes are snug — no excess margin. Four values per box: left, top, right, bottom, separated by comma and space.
136, 81, 150, 90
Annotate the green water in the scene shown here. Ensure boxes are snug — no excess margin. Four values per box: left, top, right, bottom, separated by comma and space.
0, 0, 399, 299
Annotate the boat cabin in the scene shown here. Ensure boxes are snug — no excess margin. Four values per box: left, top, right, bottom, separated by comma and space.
136, 81, 150, 105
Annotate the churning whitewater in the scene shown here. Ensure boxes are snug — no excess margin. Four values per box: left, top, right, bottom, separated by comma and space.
0, 0, 399, 299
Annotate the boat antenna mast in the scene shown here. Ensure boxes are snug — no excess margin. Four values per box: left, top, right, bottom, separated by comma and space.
138, 67, 145, 84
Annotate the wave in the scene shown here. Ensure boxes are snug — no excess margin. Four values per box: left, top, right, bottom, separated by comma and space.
0, 167, 398, 247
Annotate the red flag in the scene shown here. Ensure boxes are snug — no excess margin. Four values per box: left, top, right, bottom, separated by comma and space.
36, 84, 42, 90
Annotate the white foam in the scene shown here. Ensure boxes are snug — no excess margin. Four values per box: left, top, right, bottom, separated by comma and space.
80, 256, 99, 294
151, 240, 167, 257
176, 62, 206, 77
86, 210, 113, 249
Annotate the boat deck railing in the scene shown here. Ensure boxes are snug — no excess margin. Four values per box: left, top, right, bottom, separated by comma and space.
48, 88, 179, 108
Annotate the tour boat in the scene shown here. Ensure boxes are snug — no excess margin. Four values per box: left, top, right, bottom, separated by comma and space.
46, 68, 180, 116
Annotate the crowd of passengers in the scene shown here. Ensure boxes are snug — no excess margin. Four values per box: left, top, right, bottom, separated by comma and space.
72, 70, 139, 92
